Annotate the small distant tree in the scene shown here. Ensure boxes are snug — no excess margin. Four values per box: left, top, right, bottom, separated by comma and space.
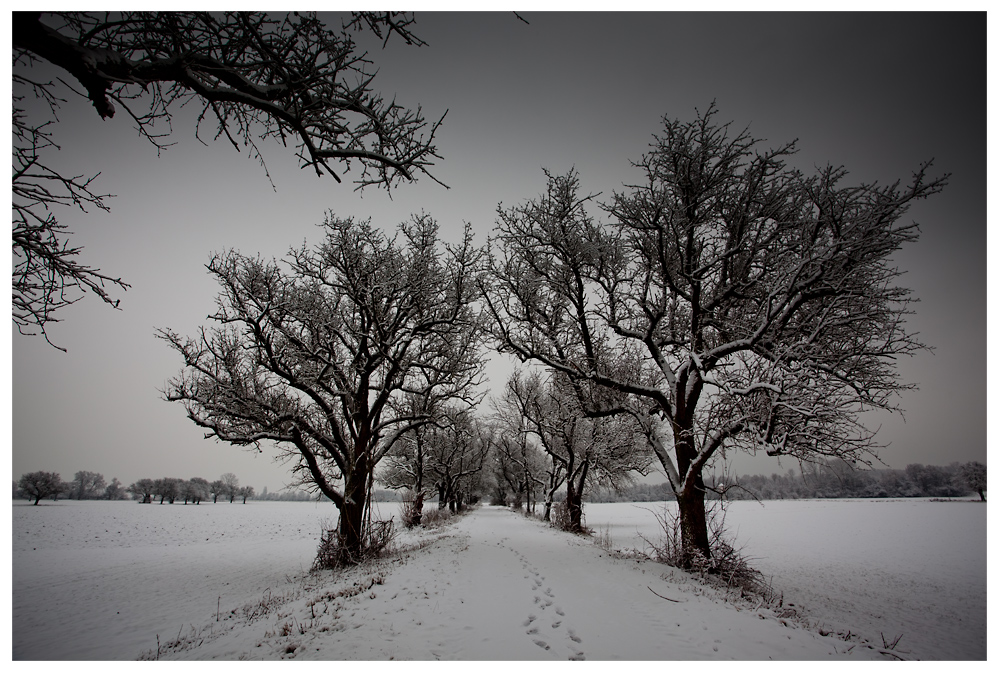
71, 470, 106, 500
103, 477, 127, 500
238, 485, 255, 504
153, 477, 181, 504
187, 477, 211, 504
209, 479, 224, 503
961, 461, 986, 502
426, 407, 489, 514
128, 478, 155, 503
220, 473, 240, 503
498, 369, 649, 530
18, 471, 65, 505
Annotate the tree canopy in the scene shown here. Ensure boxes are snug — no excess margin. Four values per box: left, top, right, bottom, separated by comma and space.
161, 213, 484, 557
484, 104, 947, 562
13, 11, 444, 348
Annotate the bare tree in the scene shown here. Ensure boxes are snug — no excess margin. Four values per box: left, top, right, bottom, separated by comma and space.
499, 369, 648, 529
12, 11, 445, 348
209, 479, 224, 503
161, 213, 484, 559
961, 461, 986, 502
380, 393, 436, 525
218, 472, 240, 503
490, 420, 547, 514
238, 485, 256, 504
18, 471, 65, 505
103, 477, 128, 500
425, 406, 489, 513
187, 477, 211, 504
485, 105, 946, 563
153, 477, 181, 504
71, 470, 107, 500
128, 478, 155, 503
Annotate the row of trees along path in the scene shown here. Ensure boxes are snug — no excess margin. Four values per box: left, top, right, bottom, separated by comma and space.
13, 12, 950, 567
161, 106, 946, 565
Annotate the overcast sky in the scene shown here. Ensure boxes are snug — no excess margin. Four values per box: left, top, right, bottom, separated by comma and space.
9, 11, 987, 493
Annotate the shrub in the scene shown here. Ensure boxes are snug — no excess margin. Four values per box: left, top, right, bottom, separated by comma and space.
311, 518, 395, 571
399, 490, 424, 528
642, 504, 771, 599
419, 506, 453, 528
549, 500, 572, 532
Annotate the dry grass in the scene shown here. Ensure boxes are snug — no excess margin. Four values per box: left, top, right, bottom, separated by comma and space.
311, 519, 396, 571
640, 503, 774, 601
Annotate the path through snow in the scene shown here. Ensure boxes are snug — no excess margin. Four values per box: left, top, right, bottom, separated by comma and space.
158, 507, 881, 660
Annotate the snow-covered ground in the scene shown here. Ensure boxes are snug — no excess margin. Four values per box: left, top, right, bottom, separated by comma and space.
584, 498, 987, 661
11, 498, 986, 660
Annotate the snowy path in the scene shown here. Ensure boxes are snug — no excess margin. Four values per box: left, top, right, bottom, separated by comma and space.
162, 506, 879, 660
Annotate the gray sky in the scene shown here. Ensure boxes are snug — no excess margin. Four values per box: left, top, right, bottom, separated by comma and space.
9, 11, 987, 492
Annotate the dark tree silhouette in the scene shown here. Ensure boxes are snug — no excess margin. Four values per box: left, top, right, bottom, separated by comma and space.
497, 369, 649, 529
18, 471, 65, 505
485, 105, 946, 564
128, 478, 155, 503
961, 461, 987, 502
12, 11, 445, 348
71, 470, 106, 499
161, 214, 484, 560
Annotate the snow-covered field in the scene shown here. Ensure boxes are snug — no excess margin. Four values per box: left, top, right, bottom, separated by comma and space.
11, 498, 986, 660
584, 498, 987, 661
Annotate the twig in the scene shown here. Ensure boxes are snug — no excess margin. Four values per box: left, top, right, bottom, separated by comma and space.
647, 585, 683, 602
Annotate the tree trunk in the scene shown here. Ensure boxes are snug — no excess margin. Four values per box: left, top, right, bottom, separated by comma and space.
677, 478, 711, 565
336, 453, 371, 560
565, 487, 584, 533
412, 490, 424, 526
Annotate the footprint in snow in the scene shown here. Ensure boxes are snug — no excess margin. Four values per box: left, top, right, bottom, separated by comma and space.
555, 607, 565, 616
522, 615, 536, 627
552, 620, 562, 629
533, 639, 550, 651
568, 629, 582, 644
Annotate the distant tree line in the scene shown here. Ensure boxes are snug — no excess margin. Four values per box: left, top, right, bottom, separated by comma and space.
14, 470, 258, 505
586, 460, 987, 503
125, 473, 253, 504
